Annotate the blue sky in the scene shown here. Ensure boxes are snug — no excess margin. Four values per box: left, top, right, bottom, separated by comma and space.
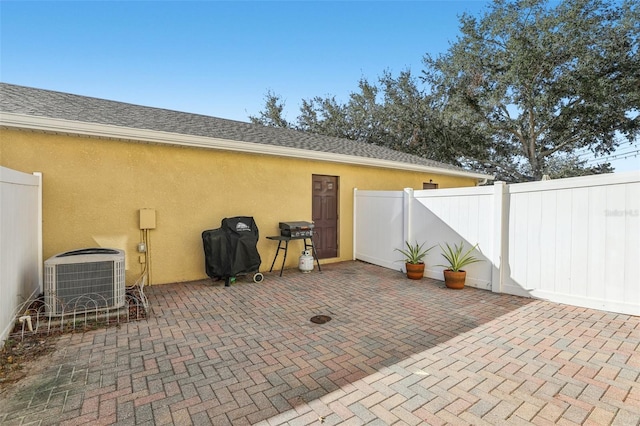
1, 1, 638, 172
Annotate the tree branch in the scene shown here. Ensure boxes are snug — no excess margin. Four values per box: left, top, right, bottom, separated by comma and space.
539, 133, 583, 157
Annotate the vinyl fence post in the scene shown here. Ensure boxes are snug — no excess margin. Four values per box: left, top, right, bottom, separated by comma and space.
353, 188, 358, 261
403, 187, 413, 246
34, 172, 43, 293
491, 181, 507, 293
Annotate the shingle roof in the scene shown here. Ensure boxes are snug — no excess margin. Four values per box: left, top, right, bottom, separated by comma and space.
0, 82, 486, 176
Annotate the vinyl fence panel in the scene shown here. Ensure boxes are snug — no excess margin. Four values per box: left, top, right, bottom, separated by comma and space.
412, 187, 496, 290
354, 171, 640, 315
1, 167, 42, 345
504, 173, 640, 315
353, 189, 405, 271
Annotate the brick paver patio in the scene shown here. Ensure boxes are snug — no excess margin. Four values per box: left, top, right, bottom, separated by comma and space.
1, 261, 639, 425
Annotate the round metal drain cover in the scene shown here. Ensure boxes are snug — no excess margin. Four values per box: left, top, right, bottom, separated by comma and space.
310, 315, 332, 324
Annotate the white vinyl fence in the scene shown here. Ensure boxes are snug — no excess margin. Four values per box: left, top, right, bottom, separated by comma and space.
354, 171, 640, 316
0, 167, 42, 345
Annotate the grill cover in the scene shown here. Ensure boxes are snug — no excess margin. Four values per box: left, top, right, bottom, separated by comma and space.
202, 228, 230, 279
202, 216, 261, 280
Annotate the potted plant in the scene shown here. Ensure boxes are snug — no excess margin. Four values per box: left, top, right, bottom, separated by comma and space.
395, 241, 435, 280
438, 241, 482, 289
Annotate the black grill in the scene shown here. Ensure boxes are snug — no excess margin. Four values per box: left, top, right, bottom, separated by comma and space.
279, 221, 314, 238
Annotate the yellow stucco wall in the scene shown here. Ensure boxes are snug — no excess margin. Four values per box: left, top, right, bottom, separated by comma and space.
1, 129, 478, 285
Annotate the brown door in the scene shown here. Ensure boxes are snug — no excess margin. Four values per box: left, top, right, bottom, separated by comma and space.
312, 175, 338, 259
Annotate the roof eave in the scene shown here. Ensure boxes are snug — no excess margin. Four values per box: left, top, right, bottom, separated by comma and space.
0, 112, 494, 181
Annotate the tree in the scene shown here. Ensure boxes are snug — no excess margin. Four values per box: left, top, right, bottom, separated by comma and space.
249, 90, 292, 129
542, 153, 615, 178
251, 71, 489, 168
422, 0, 640, 181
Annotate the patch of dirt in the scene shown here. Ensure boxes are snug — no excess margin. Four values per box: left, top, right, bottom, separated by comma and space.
1, 291, 147, 393
0, 332, 60, 392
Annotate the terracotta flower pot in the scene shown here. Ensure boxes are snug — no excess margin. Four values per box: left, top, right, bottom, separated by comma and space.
443, 269, 466, 289
405, 262, 425, 280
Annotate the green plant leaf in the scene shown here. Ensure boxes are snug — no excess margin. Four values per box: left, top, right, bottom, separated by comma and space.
395, 240, 435, 264
436, 241, 483, 272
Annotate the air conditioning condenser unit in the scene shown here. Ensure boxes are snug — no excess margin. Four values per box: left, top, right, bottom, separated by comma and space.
44, 248, 125, 315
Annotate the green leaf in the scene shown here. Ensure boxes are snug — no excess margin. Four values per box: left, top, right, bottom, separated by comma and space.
395, 240, 436, 264
437, 242, 483, 272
